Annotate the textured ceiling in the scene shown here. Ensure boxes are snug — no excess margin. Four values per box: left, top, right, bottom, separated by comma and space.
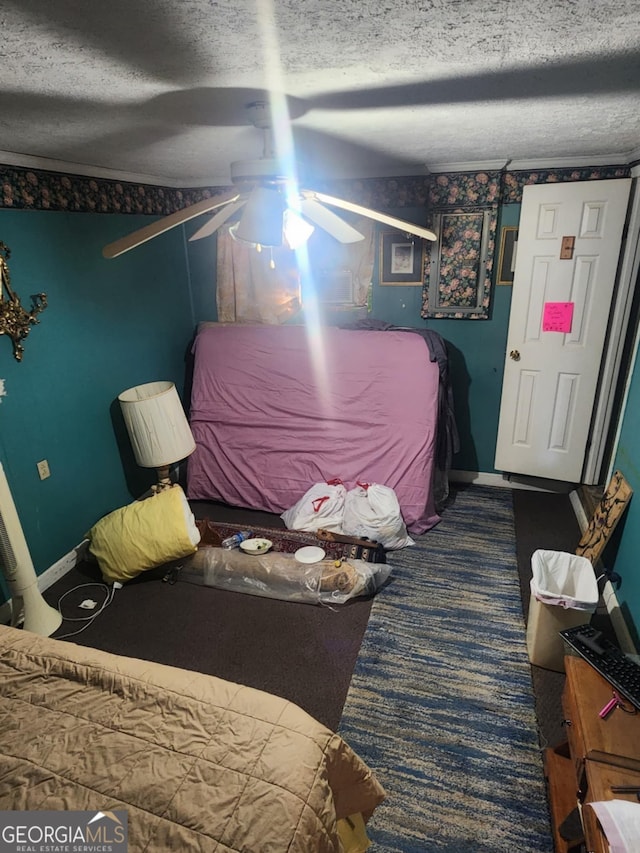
1, 0, 639, 187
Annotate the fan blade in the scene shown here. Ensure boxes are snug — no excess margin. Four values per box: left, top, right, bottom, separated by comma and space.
102, 190, 241, 258
299, 198, 364, 243
189, 198, 248, 242
303, 191, 437, 241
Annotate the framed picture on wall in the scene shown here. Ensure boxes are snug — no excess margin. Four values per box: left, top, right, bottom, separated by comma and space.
379, 229, 425, 285
497, 226, 518, 285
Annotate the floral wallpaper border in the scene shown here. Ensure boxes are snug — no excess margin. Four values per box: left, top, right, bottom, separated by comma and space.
500, 165, 630, 204
0, 163, 630, 215
0, 166, 227, 215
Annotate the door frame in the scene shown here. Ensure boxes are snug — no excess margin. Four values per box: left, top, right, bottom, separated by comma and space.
586, 167, 640, 484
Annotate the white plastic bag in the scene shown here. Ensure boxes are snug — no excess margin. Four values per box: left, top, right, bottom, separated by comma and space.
281, 479, 347, 532
342, 482, 414, 550
530, 549, 598, 610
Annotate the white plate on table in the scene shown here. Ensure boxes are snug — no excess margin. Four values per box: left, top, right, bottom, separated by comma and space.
294, 546, 326, 564
239, 538, 273, 555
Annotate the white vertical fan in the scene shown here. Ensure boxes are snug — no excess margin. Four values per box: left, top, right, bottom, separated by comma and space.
0, 463, 62, 636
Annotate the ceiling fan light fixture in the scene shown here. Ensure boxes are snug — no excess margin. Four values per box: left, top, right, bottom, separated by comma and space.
228, 222, 256, 248
233, 185, 285, 247
102, 102, 438, 258
283, 208, 314, 249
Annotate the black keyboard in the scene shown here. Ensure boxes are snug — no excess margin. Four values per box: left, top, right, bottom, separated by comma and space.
560, 624, 640, 711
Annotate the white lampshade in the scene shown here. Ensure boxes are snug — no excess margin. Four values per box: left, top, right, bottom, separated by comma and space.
118, 381, 196, 471
232, 185, 286, 247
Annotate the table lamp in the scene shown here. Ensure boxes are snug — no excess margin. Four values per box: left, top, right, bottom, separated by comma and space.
118, 381, 196, 491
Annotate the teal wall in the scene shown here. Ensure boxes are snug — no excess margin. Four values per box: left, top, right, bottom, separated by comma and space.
611, 343, 640, 645
184, 219, 218, 322
0, 209, 195, 603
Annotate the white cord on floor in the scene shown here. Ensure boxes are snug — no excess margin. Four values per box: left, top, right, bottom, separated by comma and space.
55, 582, 117, 639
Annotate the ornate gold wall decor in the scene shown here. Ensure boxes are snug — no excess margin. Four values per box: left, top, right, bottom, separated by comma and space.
0, 242, 47, 361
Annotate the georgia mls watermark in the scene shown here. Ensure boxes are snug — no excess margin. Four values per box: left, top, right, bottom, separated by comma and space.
0, 810, 128, 853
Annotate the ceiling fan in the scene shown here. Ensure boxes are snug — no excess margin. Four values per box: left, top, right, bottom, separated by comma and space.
102, 101, 437, 259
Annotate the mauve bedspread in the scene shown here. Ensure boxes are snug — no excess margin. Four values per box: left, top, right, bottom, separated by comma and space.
187, 324, 440, 533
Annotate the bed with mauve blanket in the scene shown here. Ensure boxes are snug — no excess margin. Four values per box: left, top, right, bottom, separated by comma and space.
187, 323, 441, 534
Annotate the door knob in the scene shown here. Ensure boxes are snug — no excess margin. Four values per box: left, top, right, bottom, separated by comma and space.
509, 350, 521, 361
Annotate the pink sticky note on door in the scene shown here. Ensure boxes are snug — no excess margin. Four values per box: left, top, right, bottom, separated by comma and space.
543, 302, 574, 333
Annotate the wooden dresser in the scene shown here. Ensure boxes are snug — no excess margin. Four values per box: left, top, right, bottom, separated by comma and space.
544, 655, 640, 852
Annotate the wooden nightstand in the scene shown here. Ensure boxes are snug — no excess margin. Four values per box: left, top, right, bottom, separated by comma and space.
581, 761, 640, 853
543, 656, 640, 852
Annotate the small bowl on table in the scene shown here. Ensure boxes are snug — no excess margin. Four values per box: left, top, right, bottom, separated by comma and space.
239, 537, 273, 555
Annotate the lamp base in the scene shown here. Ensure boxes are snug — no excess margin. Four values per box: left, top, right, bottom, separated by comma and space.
151, 465, 174, 493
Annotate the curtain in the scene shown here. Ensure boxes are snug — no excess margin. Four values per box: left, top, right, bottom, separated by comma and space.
216, 217, 375, 323
216, 226, 301, 323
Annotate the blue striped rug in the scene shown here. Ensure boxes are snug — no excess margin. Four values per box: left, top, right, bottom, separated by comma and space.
339, 485, 552, 852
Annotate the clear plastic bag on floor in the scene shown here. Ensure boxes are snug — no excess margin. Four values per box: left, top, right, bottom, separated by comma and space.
181, 547, 391, 605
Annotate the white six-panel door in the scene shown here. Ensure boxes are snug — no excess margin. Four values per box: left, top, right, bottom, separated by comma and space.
495, 178, 631, 482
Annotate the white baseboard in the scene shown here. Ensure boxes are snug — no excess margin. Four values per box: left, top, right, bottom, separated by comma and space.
449, 470, 572, 492
0, 539, 89, 625
449, 470, 511, 487
41, 539, 90, 589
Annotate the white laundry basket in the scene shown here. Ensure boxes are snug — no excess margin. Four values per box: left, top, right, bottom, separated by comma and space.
526, 550, 599, 672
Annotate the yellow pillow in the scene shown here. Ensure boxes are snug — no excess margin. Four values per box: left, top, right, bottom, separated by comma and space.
88, 485, 200, 584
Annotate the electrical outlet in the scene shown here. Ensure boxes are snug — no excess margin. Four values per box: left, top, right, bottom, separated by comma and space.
37, 459, 50, 480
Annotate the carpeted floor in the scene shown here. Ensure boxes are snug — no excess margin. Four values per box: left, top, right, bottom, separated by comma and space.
44, 498, 372, 732
339, 484, 553, 852
37, 484, 602, 851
